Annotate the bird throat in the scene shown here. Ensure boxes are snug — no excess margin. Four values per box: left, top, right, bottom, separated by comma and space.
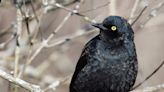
99, 31, 123, 47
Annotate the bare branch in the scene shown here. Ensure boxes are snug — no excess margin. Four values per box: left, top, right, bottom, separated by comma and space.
131, 6, 147, 26
0, 69, 43, 92
132, 61, 164, 90
80, 2, 110, 13
46, 3, 96, 23
30, 0, 39, 23
140, 2, 164, 28
142, 84, 164, 92
14, 7, 23, 78
128, 0, 140, 24
109, 0, 116, 15
46, 29, 98, 48
26, 0, 85, 72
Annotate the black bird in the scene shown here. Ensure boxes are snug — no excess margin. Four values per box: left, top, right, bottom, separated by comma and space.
70, 16, 138, 92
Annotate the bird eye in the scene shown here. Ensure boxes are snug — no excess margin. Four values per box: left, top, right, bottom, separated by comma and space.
111, 26, 117, 31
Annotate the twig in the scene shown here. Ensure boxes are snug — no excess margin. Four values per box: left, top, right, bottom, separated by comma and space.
18, 1, 46, 78
128, 0, 140, 24
18, 45, 33, 78
109, 0, 116, 15
0, 24, 13, 36
0, 23, 15, 49
0, 32, 17, 49
143, 83, 164, 92
30, 0, 39, 23
30, 7, 45, 43
0, 69, 43, 92
131, 6, 147, 26
12, 5, 23, 92
16, 2, 32, 36
47, 3, 96, 23
14, 39, 20, 78
44, 74, 71, 91
80, 2, 110, 13
140, 2, 164, 28
26, 0, 85, 72
132, 61, 164, 90
14, 8, 23, 78
46, 29, 98, 48
43, 80, 60, 91
24, 14, 31, 35
18, 0, 87, 81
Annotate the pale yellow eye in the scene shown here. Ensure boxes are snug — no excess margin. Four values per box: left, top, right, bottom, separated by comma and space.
111, 26, 117, 31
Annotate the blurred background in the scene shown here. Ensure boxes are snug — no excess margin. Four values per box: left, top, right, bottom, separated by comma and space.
0, 0, 164, 92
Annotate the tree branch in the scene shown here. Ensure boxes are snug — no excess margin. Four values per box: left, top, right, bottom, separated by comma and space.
0, 69, 43, 92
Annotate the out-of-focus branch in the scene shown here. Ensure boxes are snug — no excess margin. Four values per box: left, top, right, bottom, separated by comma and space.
12, 4, 24, 92
128, 0, 140, 24
140, 2, 164, 28
46, 3, 96, 23
0, 32, 16, 49
131, 84, 164, 92
109, 0, 116, 15
0, 69, 43, 92
80, 2, 110, 13
131, 6, 147, 26
44, 80, 60, 91
44, 74, 71, 91
46, 29, 98, 48
26, 0, 85, 72
132, 61, 164, 90
30, 0, 39, 23
142, 84, 164, 92
14, 6, 23, 78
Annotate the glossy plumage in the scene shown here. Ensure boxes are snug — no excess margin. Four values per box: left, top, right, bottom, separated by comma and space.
70, 16, 138, 92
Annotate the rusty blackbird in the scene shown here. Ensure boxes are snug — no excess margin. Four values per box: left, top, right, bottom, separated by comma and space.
70, 16, 138, 92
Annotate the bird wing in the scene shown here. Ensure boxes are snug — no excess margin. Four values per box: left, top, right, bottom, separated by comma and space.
69, 44, 89, 91
70, 36, 99, 89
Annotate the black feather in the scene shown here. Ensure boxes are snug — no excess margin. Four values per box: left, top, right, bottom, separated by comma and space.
70, 16, 138, 92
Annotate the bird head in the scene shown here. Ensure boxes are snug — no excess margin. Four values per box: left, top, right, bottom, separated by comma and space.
92, 16, 134, 40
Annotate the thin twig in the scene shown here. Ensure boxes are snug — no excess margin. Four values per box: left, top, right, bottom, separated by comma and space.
109, 0, 116, 15
0, 32, 17, 49
0, 69, 43, 92
14, 40, 20, 78
14, 8, 23, 78
16, 3, 32, 36
17, 1, 44, 78
128, 0, 140, 24
132, 61, 164, 90
18, 45, 33, 78
25, 0, 85, 73
131, 6, 148, 26
43, 81, 60, 91
80, 2, 110, 13
44, 74, 72, 91
46, 29, 98, 48
30, 0, 39, 23
47, 3, 96, 23
30, 7, 45, 43
25, 16, 31, 35
0, 24, 13, 36
140, 2, 164, 28
13, 5, 24, 92
143, 83, 164, 92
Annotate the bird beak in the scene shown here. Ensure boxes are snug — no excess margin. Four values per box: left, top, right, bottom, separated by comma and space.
92, 23, 107, 30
